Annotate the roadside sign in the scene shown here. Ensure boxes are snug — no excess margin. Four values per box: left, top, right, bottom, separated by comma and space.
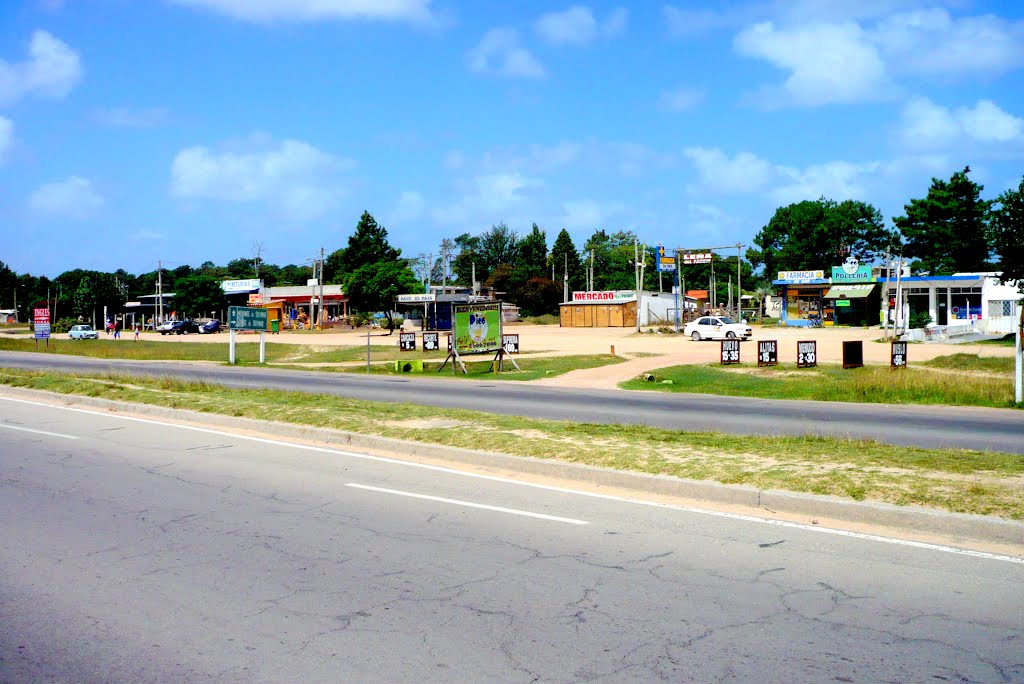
502, 334, 520, 354
891, 341, 908, 369
720, 339, 740, 365
399, 332, 416, 351
423, 332, 439, 351
842, 340, 864, 369
682, 252, 713, 265
248, 293, 264, 305
447, 334, 453, 352
757, 340, 778, 367
33, 308, 50, 341
796, 340, 817, 368
227, 306, 268, 331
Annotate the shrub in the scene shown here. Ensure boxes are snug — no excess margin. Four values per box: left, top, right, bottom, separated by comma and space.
909, 312, 933, 329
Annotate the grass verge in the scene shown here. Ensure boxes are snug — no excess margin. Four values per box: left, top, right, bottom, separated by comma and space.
1, 367, 1022, 519
620, 363, 1017, 408
274, 354, 624, 381
924, 353, 1014, 374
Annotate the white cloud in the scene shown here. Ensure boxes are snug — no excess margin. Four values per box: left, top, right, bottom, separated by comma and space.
467, 28, 546, 79
432, 172, 542, 224
390, 190, 426, 223
0, 30, 82, 107
93, 107, 169, 128
0, 116, 12, 161
559, 199, 628, 229
684, 147, 776, 194
898, 97, 1024, 150
872, 9, 1024, 78
535, 6, 628, 45
536, 6, 598, 46
734, 21, 891, 107
684, 146, 881, 203
658, 86, 704, 112
170, 136, 354, 222
168, 0, 434, 23
28, 176, 105, 219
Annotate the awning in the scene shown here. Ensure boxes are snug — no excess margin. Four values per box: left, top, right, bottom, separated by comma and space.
824, 284, 875, 299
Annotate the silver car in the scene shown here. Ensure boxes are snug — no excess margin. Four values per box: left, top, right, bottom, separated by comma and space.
684, 316, 753, 341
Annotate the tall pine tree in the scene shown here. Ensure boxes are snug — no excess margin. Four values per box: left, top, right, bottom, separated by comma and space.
893, 167, 993, 275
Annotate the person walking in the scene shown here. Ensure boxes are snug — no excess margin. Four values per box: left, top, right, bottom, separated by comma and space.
113, 323, 121, 339
133, 324, 140, 341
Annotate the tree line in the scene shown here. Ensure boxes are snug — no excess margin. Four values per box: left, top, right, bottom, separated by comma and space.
2, 167, 1021, 326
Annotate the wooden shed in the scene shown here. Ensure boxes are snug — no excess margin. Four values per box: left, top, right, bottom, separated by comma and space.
559, 300, 637, 328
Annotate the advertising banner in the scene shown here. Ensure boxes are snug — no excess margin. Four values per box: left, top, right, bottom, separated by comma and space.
682, 252, 713, 265
777, 270, 825, 283
396, 293, 436, 303
399, 332, 416, 351
423, 331, 440, 351
33, 308, 50, 340
453, 304, 501, 354
221, 279, 262, 293
655, 245, 676, 273
572, 291, 634, 302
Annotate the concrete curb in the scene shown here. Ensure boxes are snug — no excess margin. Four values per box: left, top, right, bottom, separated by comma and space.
4, 386, 1022, 547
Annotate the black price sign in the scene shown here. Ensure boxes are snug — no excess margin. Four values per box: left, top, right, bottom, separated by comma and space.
720, 339, 740, 365
447, 334, 453, 352
422, 332, 439, 351
399, 332, 416, 351
797, 340, 817, 368
891, 341, 908, 369
757, 340, 778, 367
502, 334, 520, 354
843, 340, 864, 369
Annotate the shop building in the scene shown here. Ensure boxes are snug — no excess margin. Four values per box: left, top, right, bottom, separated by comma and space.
558, 290, 697, 328
882, 273, 1020, 334
772, 270, 831, 327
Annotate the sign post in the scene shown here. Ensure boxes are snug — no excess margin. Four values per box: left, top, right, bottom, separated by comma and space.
891, 340, 908, 370
720, 339, 740, 365
842, 340, 864, 369
227, 306, 268, 364
33, 307, 51, 349
757, 340, 778, 367
796, 340, 817, 368
1016, 305, 1022, 405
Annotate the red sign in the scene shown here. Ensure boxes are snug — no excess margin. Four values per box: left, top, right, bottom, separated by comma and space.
572, 291, 617, 301
33, 308, 50, 324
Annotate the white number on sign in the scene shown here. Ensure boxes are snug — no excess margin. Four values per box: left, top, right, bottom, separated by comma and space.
893, 354, 904, 366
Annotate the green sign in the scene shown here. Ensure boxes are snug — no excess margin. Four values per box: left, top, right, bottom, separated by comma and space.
836, 299, 852, 307
831, 262, 874, 283
453, 304, 501, 354
228, 306, 268, 331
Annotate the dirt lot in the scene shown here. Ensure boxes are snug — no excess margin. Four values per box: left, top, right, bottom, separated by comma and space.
99, 323, 1015, 390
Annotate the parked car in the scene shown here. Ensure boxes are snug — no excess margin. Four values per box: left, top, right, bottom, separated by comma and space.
157, 320, 176, 334
168, 320, 199, 335
199, 319, 222, 334
684, 316, 753, 341
68, 324, 99, 340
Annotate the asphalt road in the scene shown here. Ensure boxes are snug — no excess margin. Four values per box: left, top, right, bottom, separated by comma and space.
3, 350, 1024, 453
1, 397, 1022, 682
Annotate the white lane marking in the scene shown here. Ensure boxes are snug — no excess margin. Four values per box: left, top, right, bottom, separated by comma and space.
0, 422, 79, 440
346, 483, 588, 525
0, 394, 1021, 565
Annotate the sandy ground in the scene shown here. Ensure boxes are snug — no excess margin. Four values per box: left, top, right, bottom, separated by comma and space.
7, 324, 1015, 390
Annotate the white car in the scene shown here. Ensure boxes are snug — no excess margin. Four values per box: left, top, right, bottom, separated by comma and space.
68, 324, 99, 340
684, 316, 753, 342
156, 321, 176, 334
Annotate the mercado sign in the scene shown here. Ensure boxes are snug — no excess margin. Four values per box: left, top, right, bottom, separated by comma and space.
453, 303, 501, 354
777, 270, 825, 283
572, 290, 634, 302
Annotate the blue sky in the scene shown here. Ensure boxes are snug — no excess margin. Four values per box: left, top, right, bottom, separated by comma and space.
2, 0, 1023, 277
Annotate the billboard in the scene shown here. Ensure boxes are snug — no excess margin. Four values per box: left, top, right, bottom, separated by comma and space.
221, 279, 262, 293
682, 252, 713, 265
453, 303, 501, 354
656, 245, 676, 273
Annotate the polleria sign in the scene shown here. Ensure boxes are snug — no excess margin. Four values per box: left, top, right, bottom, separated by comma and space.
757, 340, 778, 367
891, 341, 908, 369
720, 338, 740, 365
797, 340, 817, 368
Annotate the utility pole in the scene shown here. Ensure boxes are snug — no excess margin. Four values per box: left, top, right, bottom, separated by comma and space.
894, 254, 904, 335
882, 247, 892, 339
319, 246, 325, 328
563, 253, 569, 303
589, 249, 595, 292
736, 242, 742, 320
1015, 304, 1022, 404
636, 244, 646, 333
157, 259, 163, 325
471, 262, 477, 297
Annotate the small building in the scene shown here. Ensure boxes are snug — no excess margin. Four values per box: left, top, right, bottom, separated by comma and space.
265, 285, 349, 327
558, 290, 696, 328
772, 270, 831, 327
882, 272, 1020, 333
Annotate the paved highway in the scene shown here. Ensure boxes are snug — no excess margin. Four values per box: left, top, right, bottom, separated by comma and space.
1, 397, 1022, 682
2, 351, 1023, 453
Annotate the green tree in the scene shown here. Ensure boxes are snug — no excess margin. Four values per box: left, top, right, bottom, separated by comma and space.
990, 176, 1024, 291
344, 261, 420, 332
516, 224, 548, 280
172, 274, 225, 319
748, 198, 896, 277
550, 228, 584, 292
893, 166, 993, 275
479, 223, 519, 276
340, 211, 401, 273
74, 275, 97, 322
451, 233, 482, 286
515, 277, 561, 316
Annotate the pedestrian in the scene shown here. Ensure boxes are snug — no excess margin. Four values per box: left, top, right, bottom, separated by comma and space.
134, 324, 140, 341
113, 323, 121, 339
